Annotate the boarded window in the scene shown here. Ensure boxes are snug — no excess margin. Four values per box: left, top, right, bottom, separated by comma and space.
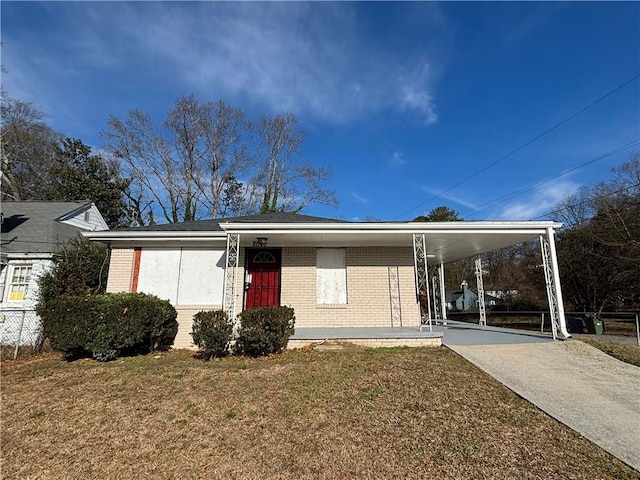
316, 248, 347, 305
177, 249, 225, 305
136, 248, 225, 306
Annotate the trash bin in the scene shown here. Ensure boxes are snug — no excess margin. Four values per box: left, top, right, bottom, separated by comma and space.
567, 317, 584, 334
584, 315, 604, 335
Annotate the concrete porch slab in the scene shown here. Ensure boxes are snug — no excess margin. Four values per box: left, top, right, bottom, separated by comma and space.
288, 326, 443, 349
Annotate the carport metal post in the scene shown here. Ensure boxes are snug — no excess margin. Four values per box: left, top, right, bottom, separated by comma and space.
431, 275, 440, 320
413, 233, 432, 331
540, 228, 570, 339
223, 233, 240, 334
475, 257, 487, 326
439, 262, 448, 320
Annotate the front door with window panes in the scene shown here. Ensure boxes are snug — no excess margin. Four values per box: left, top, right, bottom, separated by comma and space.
8, 265, 32, 301
244, 249, 281, 309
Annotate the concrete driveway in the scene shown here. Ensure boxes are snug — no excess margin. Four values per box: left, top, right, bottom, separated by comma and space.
441, 325, 640, 472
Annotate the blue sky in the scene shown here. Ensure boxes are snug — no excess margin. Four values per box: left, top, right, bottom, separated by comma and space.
2, 1, 639, 222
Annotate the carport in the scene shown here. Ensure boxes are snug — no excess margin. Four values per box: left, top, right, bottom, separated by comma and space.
220, 219, 570, 339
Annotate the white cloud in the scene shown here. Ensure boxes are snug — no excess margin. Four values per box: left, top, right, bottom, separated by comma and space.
351, 192, 368, 205
95, 3, 441, 123
390, 152, 407, 166
498, 180, 581, 220
398, 86, 438, 124
419, 186, 480, 211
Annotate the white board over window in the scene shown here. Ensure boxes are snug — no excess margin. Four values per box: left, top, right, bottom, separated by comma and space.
137, 248, 225, 306
177, 249, 225, 305
316, 248, 347, 304
137, 249, 181, 304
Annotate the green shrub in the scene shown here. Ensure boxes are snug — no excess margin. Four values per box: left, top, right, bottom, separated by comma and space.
191, 310, 233, 359
38, 235, 109, 305
234, 306, 295, 357
38, 293, 178, 361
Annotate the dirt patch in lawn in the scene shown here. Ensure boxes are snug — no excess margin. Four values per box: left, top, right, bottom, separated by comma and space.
2, 348, 637, 479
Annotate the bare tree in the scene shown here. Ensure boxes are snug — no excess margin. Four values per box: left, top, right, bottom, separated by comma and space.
200, 101, 250, 218
249, 112, 337, 214
555, 153, 640, 312
104, 95, 251, 224
104, 99, 337, 223
105, 109, 187, 224
1, 96, 61, 200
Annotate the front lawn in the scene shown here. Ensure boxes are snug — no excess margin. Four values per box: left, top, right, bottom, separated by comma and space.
1, 347, 636, 479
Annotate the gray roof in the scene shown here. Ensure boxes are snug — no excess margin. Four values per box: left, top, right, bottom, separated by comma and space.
1, 201, 93, 256
117, 212, 349, 232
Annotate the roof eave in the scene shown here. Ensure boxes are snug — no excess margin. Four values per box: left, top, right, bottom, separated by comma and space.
83, 231, 228, 242
220, 220, 563, 233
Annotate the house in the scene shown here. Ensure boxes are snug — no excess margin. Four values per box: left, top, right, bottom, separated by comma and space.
445, 281, 478, 312
86, 212, 571, 347
0, 201, 108, 345
445, 283, 504, 312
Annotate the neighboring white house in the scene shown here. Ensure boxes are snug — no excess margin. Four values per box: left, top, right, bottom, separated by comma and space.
0, 201, 108, 345
86, 212, 571, 348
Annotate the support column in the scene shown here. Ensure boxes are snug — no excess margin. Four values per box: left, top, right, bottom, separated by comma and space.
475, 256, 487, 326
413, 233, 431, 331
432, 275, 441, 321
540, 229, 570, 339
439, 262, 448, 321
223, 233, 240, 328
388, 266, 402, 327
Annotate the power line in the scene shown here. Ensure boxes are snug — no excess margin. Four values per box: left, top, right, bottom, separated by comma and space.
529, 181, 640, 222
459, 139, 640, 219
392, 74, 640, 220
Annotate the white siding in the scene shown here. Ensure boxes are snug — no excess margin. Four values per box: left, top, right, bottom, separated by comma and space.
61, 204, 108, 231
136, 248, 226, 306
316, 248, 347, 304
0, 259, 52, 308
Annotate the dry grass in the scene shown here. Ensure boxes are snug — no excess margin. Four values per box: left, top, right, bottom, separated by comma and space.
2, 347, 637, 480
578, 338, 640, 367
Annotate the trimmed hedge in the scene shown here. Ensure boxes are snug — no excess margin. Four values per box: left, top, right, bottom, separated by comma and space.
234, 306, 295, 357
38, 293, 178, 361
191, 310, 233, 359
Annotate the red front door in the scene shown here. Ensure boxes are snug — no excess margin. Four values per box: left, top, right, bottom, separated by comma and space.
244, 249, 282, 309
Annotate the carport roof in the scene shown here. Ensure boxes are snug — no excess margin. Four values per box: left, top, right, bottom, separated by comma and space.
85, 213, 561, 264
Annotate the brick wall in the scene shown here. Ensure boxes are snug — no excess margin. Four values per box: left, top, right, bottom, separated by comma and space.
281, 246, 419, 328
106, 248, 134, 293
104, 245, 421, 349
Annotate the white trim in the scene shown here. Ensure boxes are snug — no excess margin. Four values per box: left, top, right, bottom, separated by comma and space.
83, 231, 228, 241
220, 221, 562, 232
85, 220, 562, 243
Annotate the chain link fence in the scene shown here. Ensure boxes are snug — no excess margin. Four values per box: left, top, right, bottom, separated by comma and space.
563, 312, 640, 347
0, 309, 43, 359
449, 310, 640, 346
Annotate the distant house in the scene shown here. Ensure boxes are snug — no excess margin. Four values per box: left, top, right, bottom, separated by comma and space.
445, 282, 504, 312
446, 281, 478, 312
0, 201, 108, 345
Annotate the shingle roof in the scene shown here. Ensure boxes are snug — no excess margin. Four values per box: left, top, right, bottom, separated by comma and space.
1, 201, 92, 255
117, 212, 349, 232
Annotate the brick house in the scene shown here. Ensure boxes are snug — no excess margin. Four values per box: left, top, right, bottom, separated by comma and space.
86, 213, 570, 348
